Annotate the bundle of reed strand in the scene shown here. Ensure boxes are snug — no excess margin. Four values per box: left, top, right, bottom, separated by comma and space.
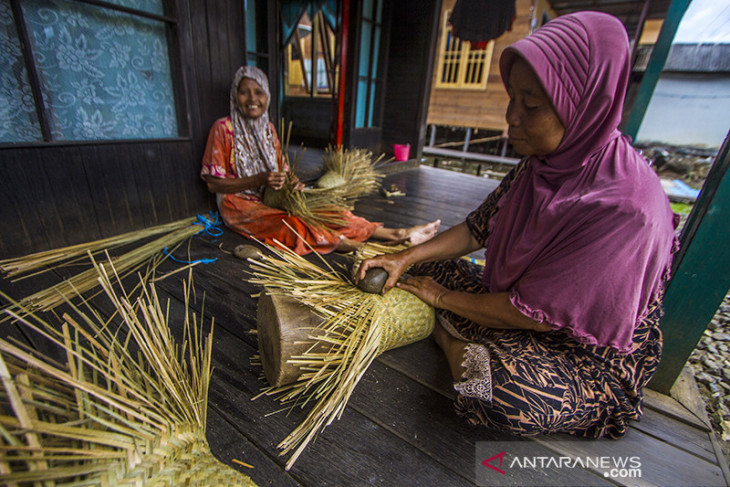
248, 241, 435, 470
0, 216, 197, 281
263, 123, 383, 230
315, 146, 384, 202
0, 259, 256, 486
264, 123, 350, 229
0, 213, 221, 320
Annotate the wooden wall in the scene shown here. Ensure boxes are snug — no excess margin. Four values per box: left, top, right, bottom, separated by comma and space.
0, 0, 251, 259
282, 97, 334, 147
381, 0, 442, 157
426, 0, 554, 132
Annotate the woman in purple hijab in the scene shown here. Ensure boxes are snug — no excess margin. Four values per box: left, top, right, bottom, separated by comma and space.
358, 11, 677, 437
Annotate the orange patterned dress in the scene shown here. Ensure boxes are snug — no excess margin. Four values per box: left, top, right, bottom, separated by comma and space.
201, 117, 381, 254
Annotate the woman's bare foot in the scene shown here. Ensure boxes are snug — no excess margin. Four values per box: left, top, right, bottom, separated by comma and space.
335, 237, 363, 253
407, 219, 441, 245
372, 219, 441, 245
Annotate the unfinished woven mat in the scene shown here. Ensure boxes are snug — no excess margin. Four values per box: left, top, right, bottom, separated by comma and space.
0, 260, 256, 486
249, 242, 435, 470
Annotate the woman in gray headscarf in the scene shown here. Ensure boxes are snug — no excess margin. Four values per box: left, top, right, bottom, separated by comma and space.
201, 66, 439, 255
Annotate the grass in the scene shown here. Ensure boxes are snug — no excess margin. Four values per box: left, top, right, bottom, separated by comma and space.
671, 202, 694, 215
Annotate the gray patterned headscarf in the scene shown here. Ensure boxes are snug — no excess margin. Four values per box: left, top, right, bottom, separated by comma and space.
230, 66, 279, 194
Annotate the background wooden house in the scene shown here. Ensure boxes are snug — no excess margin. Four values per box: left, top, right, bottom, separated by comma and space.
427, 0, 554, 134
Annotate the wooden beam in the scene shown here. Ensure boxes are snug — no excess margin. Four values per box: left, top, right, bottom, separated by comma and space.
624, 0, 690, 140
317, 11, 335, 93
312, 11, 319, 96
293, 28, 310, 94
630, 0, 652, 62
10, 0, 51, 141
651, 131, 730, 393
422, 146, 519, 165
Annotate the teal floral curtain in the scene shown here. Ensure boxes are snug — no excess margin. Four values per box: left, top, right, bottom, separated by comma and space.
1, 0, 178, 142
0, 2, 42, 143
281, 0, 337, 45
103, 0, 164, 16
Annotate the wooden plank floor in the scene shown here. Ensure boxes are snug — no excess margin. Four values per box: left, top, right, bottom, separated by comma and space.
1, 164, 728, 486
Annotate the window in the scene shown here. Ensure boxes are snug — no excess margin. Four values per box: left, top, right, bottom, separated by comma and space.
1, 0, 180, 143
282, 2, 338, 98
435, 9, 493, 90
354, 0, 383, 129
245, 0, 269, 68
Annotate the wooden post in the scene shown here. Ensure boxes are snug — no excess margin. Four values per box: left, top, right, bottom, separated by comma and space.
651, 132, 730, 393
317, 11, 335, 93
312, 11, 319, 96
624, 0, 690, 140
630, 0, 652, 66
463, 127, 472, 152
336, 0, 349, 147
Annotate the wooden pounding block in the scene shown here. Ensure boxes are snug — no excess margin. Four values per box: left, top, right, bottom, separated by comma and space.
256, 292, 327, 387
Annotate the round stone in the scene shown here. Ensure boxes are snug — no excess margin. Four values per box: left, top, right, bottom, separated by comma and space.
357, 268, 389, 294
233, 244, 261, 260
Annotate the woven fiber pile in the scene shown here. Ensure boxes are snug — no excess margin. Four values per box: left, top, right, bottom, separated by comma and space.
0, 260, 255, 486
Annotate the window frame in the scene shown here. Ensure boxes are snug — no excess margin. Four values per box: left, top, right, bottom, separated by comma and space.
435, 8, 494, 91
3, 0, 188, 146
354, 0, 384, 129
245, 0, 271, 68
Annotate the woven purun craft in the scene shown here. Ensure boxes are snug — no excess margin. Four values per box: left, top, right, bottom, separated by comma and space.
0, 260, 256, 486
315, 146, 384, 196
263, 141, 383, 230
249, 241, 435, 470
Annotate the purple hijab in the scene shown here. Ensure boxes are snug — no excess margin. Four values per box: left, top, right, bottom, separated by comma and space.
482, 12, 677, 352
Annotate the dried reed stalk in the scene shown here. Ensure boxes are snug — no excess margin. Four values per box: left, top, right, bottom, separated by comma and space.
0, 214, 220, 320
0, 260, 256, 485
249, 242, 434, 470
0, 217, 197, 281
317, 146, 384, 201
263, 124, 383, 230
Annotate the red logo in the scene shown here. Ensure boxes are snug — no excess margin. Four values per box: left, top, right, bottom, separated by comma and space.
482, 451, 506, 475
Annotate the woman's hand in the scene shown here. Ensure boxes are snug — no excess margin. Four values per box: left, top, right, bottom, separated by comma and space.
259, 171, 287, 190
396, 275, 449, 308
289, 174, 306, 191
356, 252, 412, 293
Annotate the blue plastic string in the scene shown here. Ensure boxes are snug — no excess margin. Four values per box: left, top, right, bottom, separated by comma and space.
163, 247, 217, 265
193, 211, 224, 238
161, 212, 223, 265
